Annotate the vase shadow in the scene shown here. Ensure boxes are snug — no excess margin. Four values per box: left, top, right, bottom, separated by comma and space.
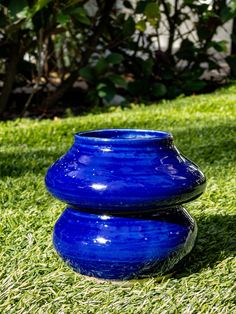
171, 213, 236, 278
0, 148, 66, 178
1, 124, 235, 178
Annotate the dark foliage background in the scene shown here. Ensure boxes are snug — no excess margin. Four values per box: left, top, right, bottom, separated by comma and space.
0, 0, 236, 119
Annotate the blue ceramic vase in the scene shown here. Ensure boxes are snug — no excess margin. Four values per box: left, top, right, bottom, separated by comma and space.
45, 129, 206, 280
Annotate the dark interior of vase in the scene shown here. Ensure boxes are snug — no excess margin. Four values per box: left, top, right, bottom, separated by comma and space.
79, 129, 169, 140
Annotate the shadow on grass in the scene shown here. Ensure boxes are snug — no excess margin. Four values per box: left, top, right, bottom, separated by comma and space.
173, 124, 236, 165
173, 213, 236, 278
0, 148, 66, 178
1, 124, 235, 178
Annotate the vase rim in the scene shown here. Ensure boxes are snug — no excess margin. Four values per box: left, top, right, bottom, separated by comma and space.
74, 129, 173, 145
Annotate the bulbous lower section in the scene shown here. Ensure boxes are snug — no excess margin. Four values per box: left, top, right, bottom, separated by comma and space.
53, 206, 197, 280
45, 129, 206, 214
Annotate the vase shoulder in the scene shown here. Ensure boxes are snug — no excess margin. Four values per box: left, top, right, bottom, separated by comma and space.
45, 129, 206, 213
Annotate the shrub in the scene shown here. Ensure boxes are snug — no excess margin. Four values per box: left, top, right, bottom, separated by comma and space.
0, 0, 235, 118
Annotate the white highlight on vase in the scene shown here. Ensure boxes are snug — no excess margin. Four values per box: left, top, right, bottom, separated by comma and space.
90, 183, 107, 191
94, 237, 111, 244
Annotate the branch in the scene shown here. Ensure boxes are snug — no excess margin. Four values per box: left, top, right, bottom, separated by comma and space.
160, 0, 179, 54
0, 34, 25, 117
40, 1, 116, 110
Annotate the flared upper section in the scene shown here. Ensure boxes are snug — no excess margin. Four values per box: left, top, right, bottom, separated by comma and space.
45, 128, 206, 213
74, 129, 173, 148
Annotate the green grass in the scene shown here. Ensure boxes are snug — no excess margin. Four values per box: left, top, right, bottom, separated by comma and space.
0, 85, 236, 313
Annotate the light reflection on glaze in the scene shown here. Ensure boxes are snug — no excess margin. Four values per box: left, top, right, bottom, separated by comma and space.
93, 236, 111, 244
90, 183, 107, 191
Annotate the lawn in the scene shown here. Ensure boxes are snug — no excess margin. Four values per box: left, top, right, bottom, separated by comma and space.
0, 85, 235, 313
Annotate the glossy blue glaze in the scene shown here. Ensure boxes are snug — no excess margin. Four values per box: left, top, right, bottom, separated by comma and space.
46, 129, 206, 280
53, 206, 197, 280
45, 129, 206, 214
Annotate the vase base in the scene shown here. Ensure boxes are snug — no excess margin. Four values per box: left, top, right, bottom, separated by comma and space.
79, 271, 174, 286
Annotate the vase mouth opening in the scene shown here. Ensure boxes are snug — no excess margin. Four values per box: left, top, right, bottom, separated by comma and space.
75, 129, 173, 145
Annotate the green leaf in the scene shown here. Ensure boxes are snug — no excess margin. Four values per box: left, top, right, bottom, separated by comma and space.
183, 0, 195, 5
141, 58, 154, 76
65, 0, 85, 7
176, 39, 195, 60
231, 32, 236, 44
144, 3, 160, 20
70, 7, 91, 25
221, 1, 236, 22
31, 0, 52, 17
8, 0, 28, 20
79, 67, 95, 83
34, 0, 51, 11
208, 60, 220, 70
95, 58, 108, 76
179, 68, 204, 80
208, 41, 228, 53
184, 80, 207, 92
123, 16, 135, 37
57, 12, 70, 25
135, 20, 146, 32
128, 80, 149, 96
151, 83, 167, 98
96, 83, 106, 97
135, 1, 146, 14
162, 70, 174, 81
123, 1, 133, 9
220, 6, 233, 23
133, 57, 154, 77
96, 83, 116, 102
106, 53, 124, 65
108, 74, 127, 87
0, 10, 8, 29
16, 7, 31, 20
166, 85, 181, 99
87, 90, 100, 106
226, 55, 236, 77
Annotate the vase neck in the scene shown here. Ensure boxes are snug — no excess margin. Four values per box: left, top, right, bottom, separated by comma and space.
73, 129, 173, 150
